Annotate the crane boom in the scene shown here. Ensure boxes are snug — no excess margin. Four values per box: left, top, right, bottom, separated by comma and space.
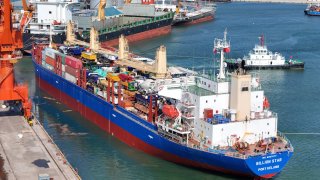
98, 0, 106, 21
20, 0, 34, 31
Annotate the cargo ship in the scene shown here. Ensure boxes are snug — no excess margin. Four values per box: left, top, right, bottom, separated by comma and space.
31, 31, 293, 178
155, 0, 216, 26
74, 3, 174, 47
22, 0, 173, 52
225, 35, 304, 70
304, 3, 320, 16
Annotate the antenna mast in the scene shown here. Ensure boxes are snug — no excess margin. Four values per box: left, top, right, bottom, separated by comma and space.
214, 29, 230, 79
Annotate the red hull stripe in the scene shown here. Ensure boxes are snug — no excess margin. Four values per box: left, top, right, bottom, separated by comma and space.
180, 15, 214, 26
101, 25, 172, 47
37, 76, 257, 178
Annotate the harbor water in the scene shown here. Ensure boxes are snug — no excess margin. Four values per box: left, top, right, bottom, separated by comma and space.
15, 3, 320, 179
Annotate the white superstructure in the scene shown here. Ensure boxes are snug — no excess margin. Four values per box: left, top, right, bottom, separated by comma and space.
156, 31, 277, 151
27, 0, 80, 35
243, 35, 286, 67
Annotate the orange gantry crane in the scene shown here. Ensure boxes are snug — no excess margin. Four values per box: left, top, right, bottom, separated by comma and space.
0, 0, 32, 119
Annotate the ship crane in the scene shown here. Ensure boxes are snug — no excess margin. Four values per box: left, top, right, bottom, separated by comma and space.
98, 0, 106, 21
0, 0, 32, 119
20, 0, 34, 32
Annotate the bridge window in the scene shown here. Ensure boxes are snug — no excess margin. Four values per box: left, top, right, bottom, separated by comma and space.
242, 87, 249, 91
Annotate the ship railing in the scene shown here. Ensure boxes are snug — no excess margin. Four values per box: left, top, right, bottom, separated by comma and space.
116, 106, 157, 132
249, 111, 277, 121
277, 131, 294, 152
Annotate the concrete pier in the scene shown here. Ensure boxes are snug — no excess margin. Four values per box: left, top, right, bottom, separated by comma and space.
0, 107, 81, 180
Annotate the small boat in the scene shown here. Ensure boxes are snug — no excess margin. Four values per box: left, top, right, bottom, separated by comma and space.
304, 3, 320, 16
225, 35, 304, 70
155, 0, 216, 26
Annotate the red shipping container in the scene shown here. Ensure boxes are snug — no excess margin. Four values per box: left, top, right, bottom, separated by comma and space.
66, 56, 82, 69
65, 65, 80, 77
204, 108, 213, 119
162, 105, 179, 119
45, 56, 56, 67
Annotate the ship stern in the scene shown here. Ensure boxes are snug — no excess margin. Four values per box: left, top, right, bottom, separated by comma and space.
245, 150, 293, 178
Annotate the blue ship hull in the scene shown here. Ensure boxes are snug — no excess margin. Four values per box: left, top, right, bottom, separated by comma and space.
305, 10, 320, 16
33, 59, 293, 178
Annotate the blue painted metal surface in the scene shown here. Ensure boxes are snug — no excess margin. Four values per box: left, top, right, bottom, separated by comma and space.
33, 59, 292, 178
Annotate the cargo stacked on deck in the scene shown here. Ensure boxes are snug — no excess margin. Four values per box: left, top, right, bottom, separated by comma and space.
65, 56, 83, 84
32, 38, 294, 178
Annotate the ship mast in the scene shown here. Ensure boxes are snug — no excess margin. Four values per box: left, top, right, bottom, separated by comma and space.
259, 34, 265, 47
214, 29, 230, 79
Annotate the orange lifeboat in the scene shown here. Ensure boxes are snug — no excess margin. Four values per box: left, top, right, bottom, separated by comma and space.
162, 105, 179, 119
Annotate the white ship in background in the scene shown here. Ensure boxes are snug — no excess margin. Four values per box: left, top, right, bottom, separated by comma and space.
225, 35, 305, 70
154, 0, 216, 25
22, 0, 80, 52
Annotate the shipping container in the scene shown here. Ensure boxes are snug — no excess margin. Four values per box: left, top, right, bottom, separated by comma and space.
65, 72, 78, 84
65, 65, 80, 77
45, 48, 58, 59
66, 56, 83, 69
204, 108, 214, 119
42, 50, 46, 61
45, 56, 56, 67
42, 61, 54, 71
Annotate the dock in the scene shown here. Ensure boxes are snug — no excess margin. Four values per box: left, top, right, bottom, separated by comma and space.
0, 107, 80, 180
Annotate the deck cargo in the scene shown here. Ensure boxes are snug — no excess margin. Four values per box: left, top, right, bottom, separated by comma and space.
31, 31, 293, 178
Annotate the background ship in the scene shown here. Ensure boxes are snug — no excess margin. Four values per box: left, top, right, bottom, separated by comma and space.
225, 35, 304, 70
155, 0, 216, 25
22, 0, 174, 52
74, 2, 174, 47
304, 3, 320, 16
31, 27, 293, 178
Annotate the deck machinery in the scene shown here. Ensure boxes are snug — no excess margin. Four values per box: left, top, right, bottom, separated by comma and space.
0, 0, 32, 119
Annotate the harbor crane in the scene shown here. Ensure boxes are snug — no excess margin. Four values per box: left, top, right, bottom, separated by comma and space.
0, 0, 33, 119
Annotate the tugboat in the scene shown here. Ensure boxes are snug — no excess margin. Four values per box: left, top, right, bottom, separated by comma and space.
304, 3, 320, 16
225, 35, 304, 70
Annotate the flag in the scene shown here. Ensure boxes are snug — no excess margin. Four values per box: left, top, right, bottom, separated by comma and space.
213, 48, 217, 54
223, 47, 230, 53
